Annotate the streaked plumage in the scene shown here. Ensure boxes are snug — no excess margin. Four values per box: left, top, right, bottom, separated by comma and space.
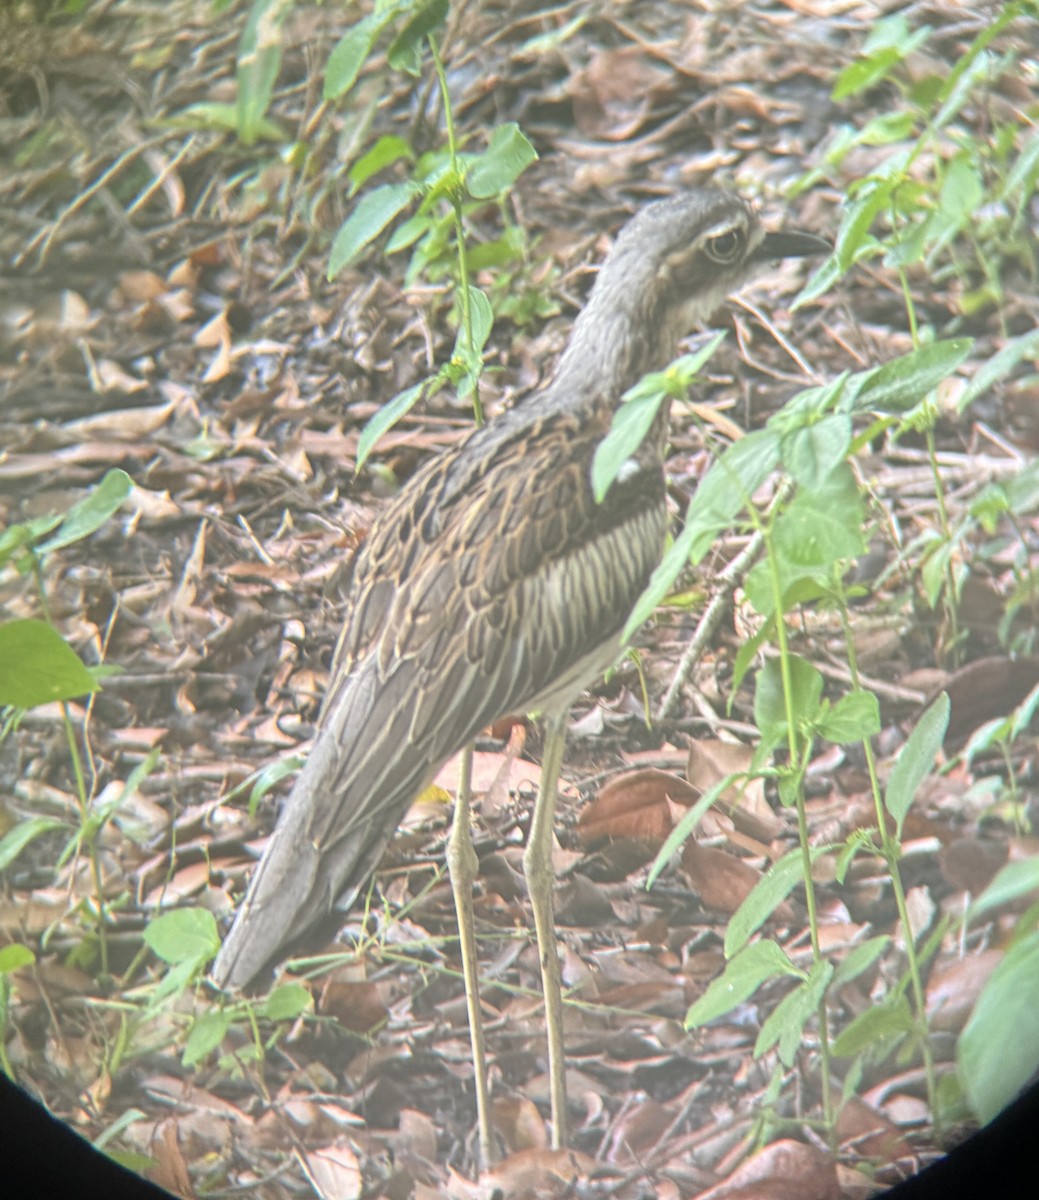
212, 191, 827, 1149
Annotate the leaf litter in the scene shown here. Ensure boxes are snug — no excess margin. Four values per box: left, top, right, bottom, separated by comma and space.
2, 1, 1039, 1198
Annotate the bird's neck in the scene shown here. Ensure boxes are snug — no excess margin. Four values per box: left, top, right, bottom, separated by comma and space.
539, 258, 696, 422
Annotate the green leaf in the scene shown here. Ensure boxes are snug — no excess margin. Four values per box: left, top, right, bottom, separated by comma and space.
348, 135, 414, 193
385, 211, 433, 255
0, 817, 67, 872
957, 328, 1039, 414
591, 391, 665, 503
1002, 460, 1039, 516
933, 48, 995, 133
959, 930, 1039, 1123
771, 464, 866, 574
387, 0, 449, 75
329, 183, 420, 278
91, 1108, 149, 1153
682, 425, 779, 540
792, 252, 842, 308
623, 428, 777, 635
468, 227, 525, 271
850, 339, 974, 414
0, 944, 36, 974
457, 285, 494, 356
836, 178, 897, 270
143, 908, 220, 966
235, 0, 289, 146
831, 935, 890, 987
753, 655, 824, 748
240, 753, 304, 816
0, 517, 60, 570
858, 111, 917, 145
466, 122, 538, 199
970, 858, 1039, 923
771, 373, 851, 423
832, 994, 914, 1057
778, 414, 852, 490
835, 830, 878, 884
264, 982, 313, 1021
355, 380, 428, 471
885, 693, 950, 835
0, 619, 100, 708
755, 960, 834, 1066
832, 47, 903, 100
1004, 129, 1039, 199
861, 13, 928, 54
920, 156, 984, 264
684, 940, 802, 1028
596, 338, 726, 504
169, 101, 240, 134
38, 469, 133, 554
724, 846, 831, 958
325, 13, 382, 100
182, 1011, 231, 1067
818, 689, 881, 745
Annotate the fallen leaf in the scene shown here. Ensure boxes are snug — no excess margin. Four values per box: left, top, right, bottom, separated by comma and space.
578, 768, 698, 845
300, 1142, 362, 1200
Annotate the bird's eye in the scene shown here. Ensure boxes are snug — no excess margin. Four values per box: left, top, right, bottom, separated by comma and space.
705, 229, 743, 263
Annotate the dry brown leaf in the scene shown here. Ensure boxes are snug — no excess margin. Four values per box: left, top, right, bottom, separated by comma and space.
594, 980, 686, 1018
926, 949, 1003, 1033
193, 308, 231, 348
396, 1107, 439, 1163
150, 1118, 196, 1199
935, 655, 1039, 744
606, 1096, 675, 1163
569, 46, 673, 141
117, 269, 167, 302
434, 740, 537, 809
169, 519, 207, 618
686, 738, 783, 842
483, 1147, 595, 1199
300, 1142, 362, 1200
64, 400, 177, 441
143, 860, 213, 906
319, 979, 389, 1033
490, 1095, 548, 1154
94, 359, 150, 393
698, 1138, 839, 1199
578, 768, 697, 846
682, 842, 767, 916
835, 1096, 908, 1162
938, 835, 1009, 895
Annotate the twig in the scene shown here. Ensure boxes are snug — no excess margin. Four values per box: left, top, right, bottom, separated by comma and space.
656, 528, 766, 722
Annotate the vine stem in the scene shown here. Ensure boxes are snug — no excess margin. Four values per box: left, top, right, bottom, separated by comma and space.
759, 509, 834, 1133
429, 36, 483, 427
838, 598, 937, 1115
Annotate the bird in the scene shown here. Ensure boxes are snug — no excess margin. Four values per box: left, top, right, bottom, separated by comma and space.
211, 187, 828, 1161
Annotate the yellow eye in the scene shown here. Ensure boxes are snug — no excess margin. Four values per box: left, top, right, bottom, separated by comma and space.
706, 229, 743, 263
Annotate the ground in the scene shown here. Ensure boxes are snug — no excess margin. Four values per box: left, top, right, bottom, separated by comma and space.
2, 2, 1039, 1199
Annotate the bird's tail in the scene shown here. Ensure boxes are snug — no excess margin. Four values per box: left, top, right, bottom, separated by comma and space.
211, 661, 437, 990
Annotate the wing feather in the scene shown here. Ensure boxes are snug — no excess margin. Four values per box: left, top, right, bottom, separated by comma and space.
212, 406, 667, 988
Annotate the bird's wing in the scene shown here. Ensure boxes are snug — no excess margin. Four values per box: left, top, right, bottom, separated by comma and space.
212, 409, 666, 989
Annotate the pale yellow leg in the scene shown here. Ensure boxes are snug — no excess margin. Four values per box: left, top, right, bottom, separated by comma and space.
447, 742, 495, 1171
522, 712, 569, 1150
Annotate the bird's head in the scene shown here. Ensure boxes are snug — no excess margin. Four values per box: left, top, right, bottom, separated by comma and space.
544, 187, 829, 413
597, 188, 830, 333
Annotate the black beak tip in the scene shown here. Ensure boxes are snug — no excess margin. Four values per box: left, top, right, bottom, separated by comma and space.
757, 229, 832, 261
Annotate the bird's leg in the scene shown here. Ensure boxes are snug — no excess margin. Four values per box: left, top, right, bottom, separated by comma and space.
447, 741, 495, 1171
522, 711, 569, 1150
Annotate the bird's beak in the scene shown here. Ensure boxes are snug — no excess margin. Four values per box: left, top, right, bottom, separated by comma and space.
755, 229, 832, 262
